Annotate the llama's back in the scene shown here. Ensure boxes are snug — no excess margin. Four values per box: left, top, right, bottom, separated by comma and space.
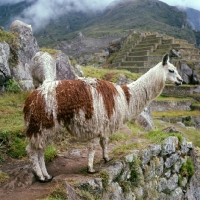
23, 78, 130, 145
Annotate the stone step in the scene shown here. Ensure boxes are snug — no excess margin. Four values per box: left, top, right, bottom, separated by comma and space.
151, 97, 195, 111
135, 43, 157, 48
162, 39, 174, 44
121, 60, 158, 67
157, 44, 172, 49
174, 39, 189, 44
129, 50, 149, 56
126, 55, 162, 61
162, 84, 199, 98
131, 46, 155, 52
173, 48, 199, 55
172, 43, 195, 48
118, 66, 150, 73
140, 38, 162, 44
191, 103, 200, 111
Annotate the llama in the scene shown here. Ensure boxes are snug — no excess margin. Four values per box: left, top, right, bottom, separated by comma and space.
23, 54, 183, 182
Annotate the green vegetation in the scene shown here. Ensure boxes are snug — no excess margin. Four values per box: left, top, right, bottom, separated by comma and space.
100, 170, 110, 191
0, 172, 9, 185
41, 183, 67, 200
129, 156, 141, 187
5, 79, 21, 93
0, 30, 18, 44
0, 30, 19, 67
112, 142, 141, 155
40, 48, 58, 58
0, 91, 28, 158
45, 145, 58, 162
82, 66, 140, 83
145, 129, 183, 144
109, 132, 130, 142
152, 110, 200, 118
180, 158, 195, 178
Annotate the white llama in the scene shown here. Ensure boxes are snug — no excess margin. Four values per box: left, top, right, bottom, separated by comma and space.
23, 54, 183, 182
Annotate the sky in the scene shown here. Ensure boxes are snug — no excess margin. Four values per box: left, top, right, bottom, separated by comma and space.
0, 0, 200, 31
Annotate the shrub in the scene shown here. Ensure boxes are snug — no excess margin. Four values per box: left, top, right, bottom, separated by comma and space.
45, 145, 58, 162
180, 158, 195, 178
5, 79, 20, 93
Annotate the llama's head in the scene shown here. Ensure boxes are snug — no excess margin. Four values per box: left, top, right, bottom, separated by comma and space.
162, 54, 183, 86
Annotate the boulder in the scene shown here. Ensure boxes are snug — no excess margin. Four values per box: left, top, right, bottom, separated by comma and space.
0, 42, 11, 80
9, 20, 39, 90
56, 50, 76, 80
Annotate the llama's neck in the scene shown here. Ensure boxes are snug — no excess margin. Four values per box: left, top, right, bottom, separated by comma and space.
127, 63, 166, 118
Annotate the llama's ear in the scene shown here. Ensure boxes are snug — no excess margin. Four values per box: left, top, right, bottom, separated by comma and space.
162, 54, 169, 66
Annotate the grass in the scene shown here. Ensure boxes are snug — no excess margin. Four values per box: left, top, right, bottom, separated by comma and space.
0, 91, 29, 158
45, 145, 58, 162
82, 66, 140, 83
40, 48, 58, 59
152, 110, 200, 118
39, 183, 67, 200
0, 172, 9, 185
153, 120, 200, 147
155, 96, 193, 101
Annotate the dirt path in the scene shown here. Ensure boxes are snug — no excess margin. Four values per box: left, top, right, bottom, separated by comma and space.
0, 124, 143, 200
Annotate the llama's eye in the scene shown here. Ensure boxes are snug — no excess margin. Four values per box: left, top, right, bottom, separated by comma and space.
169, 69, 174, 73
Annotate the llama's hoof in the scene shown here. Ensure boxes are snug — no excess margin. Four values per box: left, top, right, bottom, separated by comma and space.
87, 168, 99, 174
36, 176, 54, 183
104, 158, 113, 163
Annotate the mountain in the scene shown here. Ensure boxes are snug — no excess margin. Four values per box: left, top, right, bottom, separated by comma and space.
185, 8, 200, 30
0, 0, 200, 48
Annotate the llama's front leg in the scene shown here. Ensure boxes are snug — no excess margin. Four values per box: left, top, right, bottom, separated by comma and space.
87, 137, 100, 173
100, 136, 111, 163
38, 150, 53, 182
26, 144, 45, 182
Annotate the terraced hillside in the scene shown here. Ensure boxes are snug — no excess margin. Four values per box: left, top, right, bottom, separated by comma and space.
109, 31, 200, 129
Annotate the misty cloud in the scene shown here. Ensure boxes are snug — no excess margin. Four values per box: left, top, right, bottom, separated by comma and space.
8, 0, 115, 31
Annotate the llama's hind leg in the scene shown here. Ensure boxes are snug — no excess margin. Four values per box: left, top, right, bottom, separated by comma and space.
38, 150, 53, 182
87, 137, 100, 173
26, 144, 45, 182
100, 136, 112, 163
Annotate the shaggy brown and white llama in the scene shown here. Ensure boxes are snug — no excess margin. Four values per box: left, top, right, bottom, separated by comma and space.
23, 54, 183, 182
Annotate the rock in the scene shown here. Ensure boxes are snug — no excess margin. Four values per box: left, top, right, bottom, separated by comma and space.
10, 20, 39, 90
148, 144, 161, 157
65, 182, 80, 200
10, 20, 39, 64
158, 177, 167, 192
165, 153, 180, 168
74, 64, 84, 77
0, 43, 11, 80
116, 74, 132, 85
162, 126, 180, 133
193, 86, 200, 93
0, 71, 5, 86
167, 173, 178, 191
3, 165, 35, 190
165, 170, 171, 178
155, 157, 164, 176
135, 106, 154, 131
161, 136, 178, 156
31, 51, 56, 87
141, 149, 151, 165
176, 122, 185, 127
56, 50, 76, 80
107, 182, 123, 200
107, 162, 123, 183
169, 187, 184, 200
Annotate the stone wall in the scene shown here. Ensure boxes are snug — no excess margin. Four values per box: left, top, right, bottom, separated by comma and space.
63, 136, 197, 200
